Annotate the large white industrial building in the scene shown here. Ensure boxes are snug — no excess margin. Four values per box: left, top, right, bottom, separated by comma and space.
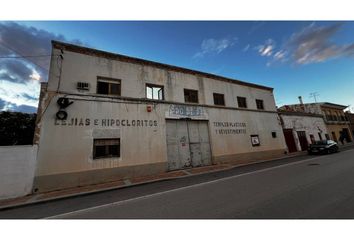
33, 41, 287, 192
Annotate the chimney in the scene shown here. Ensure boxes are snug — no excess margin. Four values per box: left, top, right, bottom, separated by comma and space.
298, 96, 303, 105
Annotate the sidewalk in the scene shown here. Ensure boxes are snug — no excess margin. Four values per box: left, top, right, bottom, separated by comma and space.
0, 144, 352, 210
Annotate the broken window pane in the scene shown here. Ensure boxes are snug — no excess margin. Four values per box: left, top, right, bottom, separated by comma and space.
146, 84, 164, 100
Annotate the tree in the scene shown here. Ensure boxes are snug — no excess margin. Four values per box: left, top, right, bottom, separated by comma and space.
0, 111, 37, 146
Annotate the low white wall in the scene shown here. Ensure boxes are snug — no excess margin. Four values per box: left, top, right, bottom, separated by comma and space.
0, 145, 37, 200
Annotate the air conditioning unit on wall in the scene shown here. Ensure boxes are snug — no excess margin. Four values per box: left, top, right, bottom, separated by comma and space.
77, 82, 90, 91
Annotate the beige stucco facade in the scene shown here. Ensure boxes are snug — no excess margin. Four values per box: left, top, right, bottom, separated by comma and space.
33, 41, 287, 192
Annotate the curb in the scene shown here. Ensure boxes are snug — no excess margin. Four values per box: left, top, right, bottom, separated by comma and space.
0, 147, 350, 211
0, 165, 234, 211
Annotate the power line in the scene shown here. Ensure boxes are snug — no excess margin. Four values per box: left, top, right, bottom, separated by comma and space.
0, 41, 50, 72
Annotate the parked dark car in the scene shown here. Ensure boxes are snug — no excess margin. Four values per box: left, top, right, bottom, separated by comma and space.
308, 140, 339, 154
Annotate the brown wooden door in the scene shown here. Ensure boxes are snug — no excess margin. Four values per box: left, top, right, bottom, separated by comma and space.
283, 129, 297, 153
297, 131, 309, 151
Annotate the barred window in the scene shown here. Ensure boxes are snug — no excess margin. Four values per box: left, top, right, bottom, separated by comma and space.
93, 138, 120, 159
237, 96, 247, 108
256, 99, 264, 110
184, 89, 199, 103
213, 93, 225, 106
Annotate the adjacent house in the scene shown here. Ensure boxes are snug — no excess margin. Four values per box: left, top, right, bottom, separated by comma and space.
345, 111, 354, 138
278, 110, 328, 153
279, 99, 352, 144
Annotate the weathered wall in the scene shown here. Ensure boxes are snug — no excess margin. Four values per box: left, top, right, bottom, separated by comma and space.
0, 145, 37, 200
36, 95, 167, 176
34, 43, 287, 192
36, 94, 286, 176
47, 48, 277, 111
280, 114, 328, 151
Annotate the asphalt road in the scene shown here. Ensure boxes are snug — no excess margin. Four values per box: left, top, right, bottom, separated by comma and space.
1, 147, 354, 219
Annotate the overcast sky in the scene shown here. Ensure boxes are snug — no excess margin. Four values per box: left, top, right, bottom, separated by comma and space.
0, 21, 354, 113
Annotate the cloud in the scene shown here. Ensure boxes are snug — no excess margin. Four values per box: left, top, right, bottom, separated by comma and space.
0, 22, 84, 112
256, 39, 275, 57
269, 23, 354, 65
0, 78, 40, 109
194, 37, 237, 58
0, 98, 5, 110
273, 50, 287, 61
0, 98, 37, 113
0, 59, 34, 83
0, 22, 84, 74
243, 44, 250, 52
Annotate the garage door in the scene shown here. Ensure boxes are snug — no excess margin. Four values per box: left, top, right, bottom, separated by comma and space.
166, 120, 211, 171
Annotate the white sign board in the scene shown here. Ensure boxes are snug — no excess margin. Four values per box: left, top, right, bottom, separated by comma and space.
166, 104, 208, 119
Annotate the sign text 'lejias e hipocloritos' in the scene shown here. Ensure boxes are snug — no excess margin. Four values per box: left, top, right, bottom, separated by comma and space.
55, 118, 158, 127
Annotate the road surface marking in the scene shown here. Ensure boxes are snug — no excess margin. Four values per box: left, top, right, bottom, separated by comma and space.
47, 152, 350, 219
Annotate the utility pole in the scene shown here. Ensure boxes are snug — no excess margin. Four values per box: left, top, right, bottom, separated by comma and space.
309, 92, 320, 103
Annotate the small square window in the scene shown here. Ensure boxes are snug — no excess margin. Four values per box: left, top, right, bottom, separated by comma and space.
213, 93, 225, 106
272, 131, 277, 138
146, 84, 164, 100
184, 89, 199, 103
256, 99, 264, 110
237, 97, 247, 108
93, 138, 120, 159
97, 77, 121, 96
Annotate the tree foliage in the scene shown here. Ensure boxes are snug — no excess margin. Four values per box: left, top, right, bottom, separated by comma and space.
0, 111, 37, 146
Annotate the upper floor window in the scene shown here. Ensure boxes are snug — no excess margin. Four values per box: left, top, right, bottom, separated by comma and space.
213, 93, 225, 106
97, 76, 121, 96
256, 99, 264, 110
184, 89, 198, 103
146, 84, 164, 100
237, 96, 247, 108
